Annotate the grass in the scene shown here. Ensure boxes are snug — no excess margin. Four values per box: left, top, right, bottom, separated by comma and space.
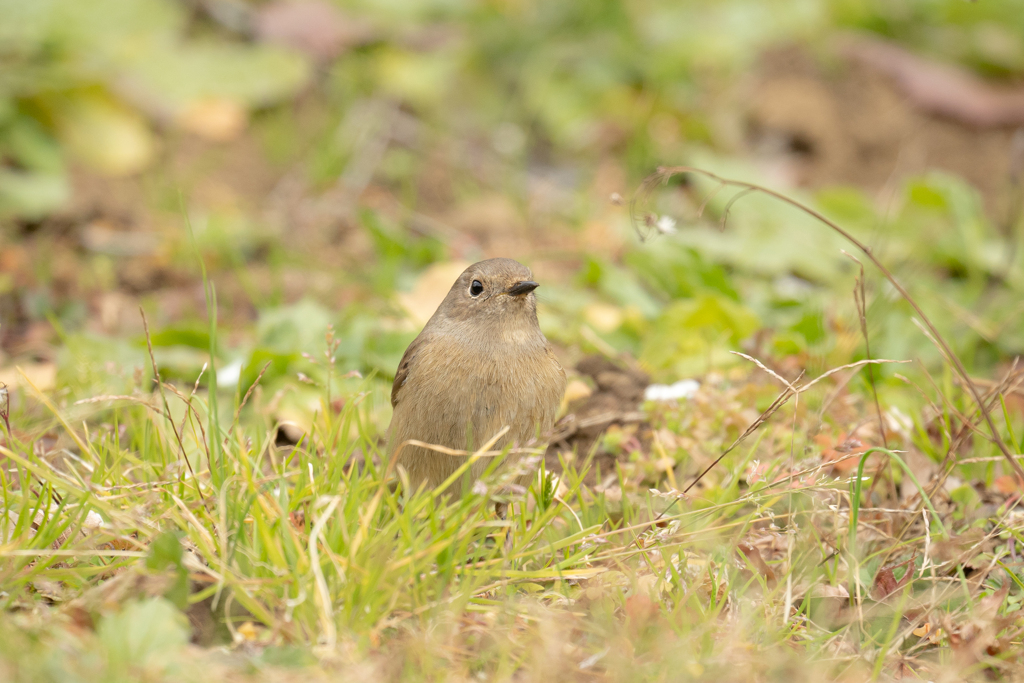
2, 315, 1023, 681
3, 166, 1024, 680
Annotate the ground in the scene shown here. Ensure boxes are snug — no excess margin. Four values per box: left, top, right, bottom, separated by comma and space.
2, 2, 1024, 681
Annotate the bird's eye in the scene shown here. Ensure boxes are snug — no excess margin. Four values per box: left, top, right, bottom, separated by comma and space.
469, 280, 484, 297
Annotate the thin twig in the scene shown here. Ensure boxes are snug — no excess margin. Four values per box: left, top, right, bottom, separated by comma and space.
394, 439, 545, 459
719, 187, 756, 231
696, 183, 725, 220
796, 358, 910, 393
729, 352, 797, 392
684, 386, 795, 495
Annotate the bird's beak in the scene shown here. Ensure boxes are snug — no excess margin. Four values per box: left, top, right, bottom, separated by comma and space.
505, 280, 540, 297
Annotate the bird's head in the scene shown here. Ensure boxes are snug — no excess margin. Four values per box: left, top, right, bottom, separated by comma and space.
431, 258, 542, 339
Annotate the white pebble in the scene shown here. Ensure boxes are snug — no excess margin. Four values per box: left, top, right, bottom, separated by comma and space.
644, 379, 700, 402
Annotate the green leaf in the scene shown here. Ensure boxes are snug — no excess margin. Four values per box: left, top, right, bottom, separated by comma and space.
123, 42, 310, 113
949, 484, 981, 521
243, 348, 298, 389
146, 531, 189, 609
258, 299, 333, 354
899, 172, 1003, 277
790, 309, 827, 346
148, 327, 211, 351
145, 531, 183, 572
98, 598, 190, 676
625, 242, 738, 301
4, 114, 64, 172
258, 645, 318, 668
641, 293, 760, 378
362, 329, 417, 380
0, 168, 68, 219
376, 47, 459, 109
50, 91, 155, 176
578, 257, 661, 318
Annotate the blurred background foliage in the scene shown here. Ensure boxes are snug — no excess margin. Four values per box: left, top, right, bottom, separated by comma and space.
1, 0, 1023, 434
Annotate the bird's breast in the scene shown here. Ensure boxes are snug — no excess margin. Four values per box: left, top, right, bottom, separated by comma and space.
413, 335, 562, 447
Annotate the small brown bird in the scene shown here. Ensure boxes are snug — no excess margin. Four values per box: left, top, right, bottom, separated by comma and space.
386, 258, 566, 499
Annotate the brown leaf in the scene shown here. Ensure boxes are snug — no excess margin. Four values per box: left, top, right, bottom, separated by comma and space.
737, 542, 776, 586
63, 605, 95, 633
176, 98, 248, 142
624, 593, 658, 626
397, 261, 472, 327
808, 583, 849, 629
815, 431, 868, 473
255, 1, 377, 61
977, 583, 1010, 623
0, 363, 57, 392
947, 584, 1013, 672
932, 530, 990, 566
840, 35, 1024, 127
993, 475, 1018, 495
871, 553, 917, 601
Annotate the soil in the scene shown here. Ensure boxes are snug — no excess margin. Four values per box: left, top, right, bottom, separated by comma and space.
546, 355, 651, 484
746, 46, 1020, 220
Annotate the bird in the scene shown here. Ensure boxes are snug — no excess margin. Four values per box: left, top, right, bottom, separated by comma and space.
386, 258, 566, 500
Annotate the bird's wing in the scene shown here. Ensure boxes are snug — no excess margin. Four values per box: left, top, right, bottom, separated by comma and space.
391, 333, 428, 408
546, 343, 566, 382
